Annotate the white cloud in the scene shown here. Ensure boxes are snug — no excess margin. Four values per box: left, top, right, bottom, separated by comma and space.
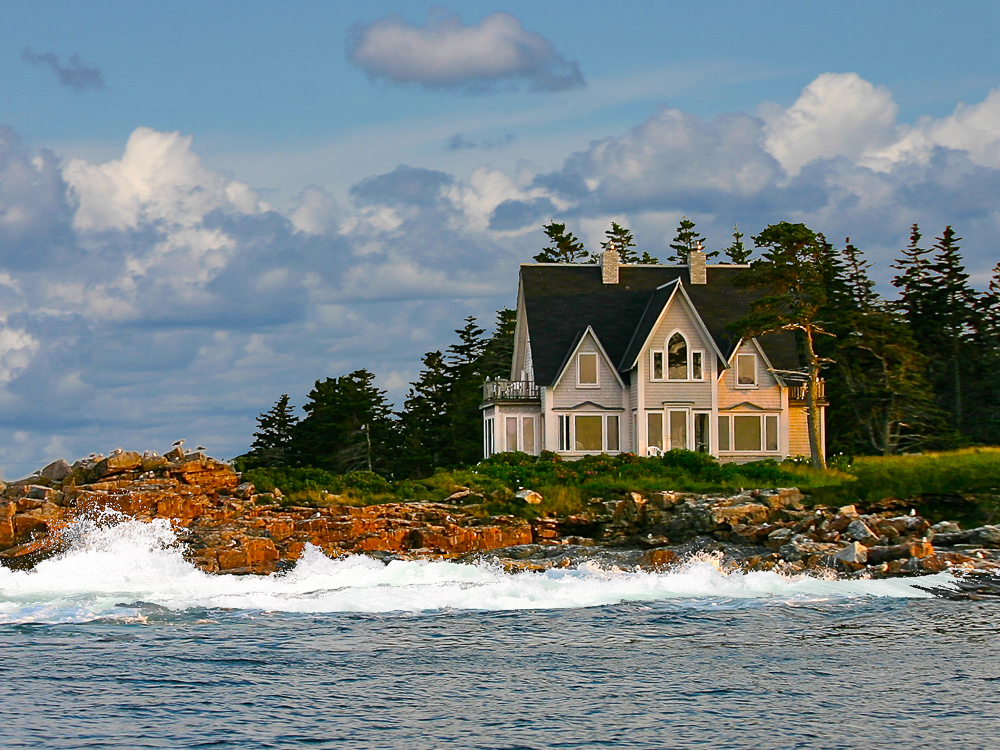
64, 127, 263, 232
762, 73, 899, 177
348, 11, 584, 92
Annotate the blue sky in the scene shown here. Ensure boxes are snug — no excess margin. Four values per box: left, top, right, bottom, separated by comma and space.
0, 1, 997, 476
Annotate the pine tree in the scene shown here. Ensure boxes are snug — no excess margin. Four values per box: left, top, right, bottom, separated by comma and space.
289, 369, 398, 475
245, 395, 298, 468
533, 222, 588, 263
891, 224, 936, 342
594, 222, 658, 264
397, 351, 452, 478
824, 241, 944, 455
735, 222, 833, 468
722, 223, 752, 264
667, 216, 715, 264
925, 226, 978, 432
445, 317, 490, 466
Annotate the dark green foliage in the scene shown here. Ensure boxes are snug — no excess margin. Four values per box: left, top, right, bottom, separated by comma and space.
289, 369, 398, 475
598, 222, 658, 264
533, 222, 588, 263
722, 223, 752, 264
735, 222, 834, 467
667, 216, 715, 264
243, 394, 298, 468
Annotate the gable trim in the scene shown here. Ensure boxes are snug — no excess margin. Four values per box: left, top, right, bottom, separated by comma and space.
552, 325, 626, 391
622, 281, 728, 371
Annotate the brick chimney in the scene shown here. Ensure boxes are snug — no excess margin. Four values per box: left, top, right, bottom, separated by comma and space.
602, 245, 620, 284
689, 243, 706, 285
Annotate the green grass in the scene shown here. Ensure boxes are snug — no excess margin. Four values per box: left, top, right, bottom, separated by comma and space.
238, 448, 1000, 522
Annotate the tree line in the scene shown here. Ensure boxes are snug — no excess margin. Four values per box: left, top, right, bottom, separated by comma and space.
240, 218, 999, 477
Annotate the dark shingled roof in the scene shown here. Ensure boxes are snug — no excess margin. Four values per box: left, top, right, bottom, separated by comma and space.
521, 264, 800, 386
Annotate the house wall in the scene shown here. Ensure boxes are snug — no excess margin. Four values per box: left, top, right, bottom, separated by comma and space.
641, 295, 714, 412
788, 405, 811, 458
717, 339, 783, 410
551, 331, 624, 410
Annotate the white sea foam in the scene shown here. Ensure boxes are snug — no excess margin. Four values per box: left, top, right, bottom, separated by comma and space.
0, 516, 944, 624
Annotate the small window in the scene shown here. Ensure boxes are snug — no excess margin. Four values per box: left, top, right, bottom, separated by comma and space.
734, 415, 762, 451
692, 351, 703, 380
522, 417, 535, 455
651, 351, 664, 381
647, 412, 664, 450
558, 415, 570, 451
668, 333, 688, 380
718, 415, 730, 451
578, 352, 598, 387
484, 418, 494, 458
669, 410, 688, 450
694, 413, 710, 453
765, 415, 779, 452
736, 353, 757, 386
606, 415, 620, 452
506, 417, 519, 452
575, 415, 603, 451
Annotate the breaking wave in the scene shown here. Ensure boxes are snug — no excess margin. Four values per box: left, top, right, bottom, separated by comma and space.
0, 516, 944, 625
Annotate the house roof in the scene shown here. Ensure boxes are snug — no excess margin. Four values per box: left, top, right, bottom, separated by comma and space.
520, 263, 800, 386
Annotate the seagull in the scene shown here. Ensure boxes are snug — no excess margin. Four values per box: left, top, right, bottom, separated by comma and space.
172, 439, 185, 447
110, 448, 123, 455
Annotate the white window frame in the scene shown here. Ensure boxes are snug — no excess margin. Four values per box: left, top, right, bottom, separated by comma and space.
558, 413, 623, 453
667, 331, 689, 381
650, 350, 665, 382
667, 408, 690, 451
577, 351, 600, 388
735, 353, 758, 388
502, 414, 538, 454
484, 417, 495, 458
691, 350, 705, 381
717, 413, 780, 453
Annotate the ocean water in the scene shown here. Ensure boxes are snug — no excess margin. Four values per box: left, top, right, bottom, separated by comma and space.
1, 519, 998, 749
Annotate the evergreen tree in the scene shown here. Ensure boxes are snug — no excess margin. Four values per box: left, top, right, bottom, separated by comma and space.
397, 351, 452, 478
722, 223, 752, 264
479, 308, 517, 379
445, 317, 491, 466
735, 222, 833, 468
823, 242, 944, 455
245, 395, 298, 468
925, 226, 978, 432
289, 369, 398, 475
969, 264, 1000, 443
596, 222, 658, 264
891, 224, 936, 342
533, 222, 588, 263
667, 216, 715, 264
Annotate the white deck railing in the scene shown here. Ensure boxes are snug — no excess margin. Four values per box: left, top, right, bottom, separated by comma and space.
483, 380, 540, 401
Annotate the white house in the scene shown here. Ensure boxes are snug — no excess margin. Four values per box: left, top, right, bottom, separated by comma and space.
481, 248, 825, 462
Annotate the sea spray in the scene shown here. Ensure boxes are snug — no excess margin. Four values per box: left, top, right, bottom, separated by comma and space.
0, 515, 943, 624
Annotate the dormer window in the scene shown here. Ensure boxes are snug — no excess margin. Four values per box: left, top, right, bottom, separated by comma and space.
736, 353, 757, 387
668, 333, 687, 380
577, 352, 599, 387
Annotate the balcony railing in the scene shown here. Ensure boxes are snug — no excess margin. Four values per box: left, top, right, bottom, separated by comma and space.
483, 380, 540, 402
789, 380, 825, 402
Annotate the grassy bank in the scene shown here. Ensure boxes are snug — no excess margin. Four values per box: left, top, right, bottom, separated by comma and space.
240, 447, 1000, 523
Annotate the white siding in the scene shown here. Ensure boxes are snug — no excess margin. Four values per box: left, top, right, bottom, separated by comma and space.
551, 330, 624, 410
718, 339, 783, 410
641, 295, 714, 412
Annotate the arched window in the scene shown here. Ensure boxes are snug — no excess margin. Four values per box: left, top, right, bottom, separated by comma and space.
668, 333, 688, 379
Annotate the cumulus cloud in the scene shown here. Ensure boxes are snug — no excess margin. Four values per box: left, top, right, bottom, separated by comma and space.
348, 11, 584, 93
0, 72, 998, 477
22, 48, 105, 92
762, 73, 898, 177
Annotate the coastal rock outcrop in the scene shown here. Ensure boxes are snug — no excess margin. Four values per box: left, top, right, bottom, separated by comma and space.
1, 449, 997, 578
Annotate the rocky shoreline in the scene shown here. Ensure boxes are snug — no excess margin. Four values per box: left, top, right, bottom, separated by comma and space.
2, 448, 999, 579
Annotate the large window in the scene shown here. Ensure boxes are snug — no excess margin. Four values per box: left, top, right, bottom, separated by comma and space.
574, 415, 603, 451
647, 412, 663, 450
718, 414, 779, 453
577, 352, 598, 387
668, 333, 688, 380
522, 417, 535, 455
502, 415, 537, 453
669, 410, 688, 450
559, 413, 621, 452
736, 353, 757, 387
